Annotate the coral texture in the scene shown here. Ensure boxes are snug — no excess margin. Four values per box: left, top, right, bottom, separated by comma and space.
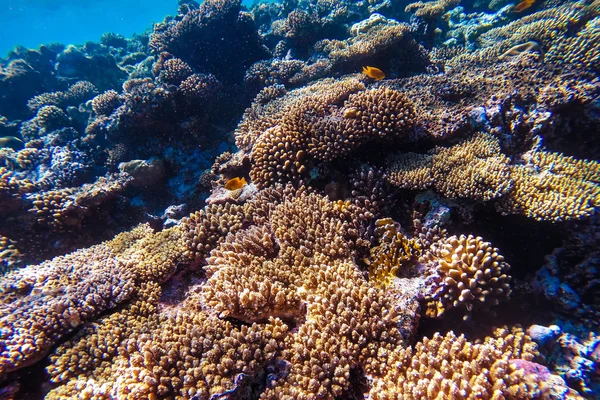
421, 234, 512, 320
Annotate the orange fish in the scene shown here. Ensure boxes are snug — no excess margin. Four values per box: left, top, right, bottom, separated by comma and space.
362, 66, 386, 81
224, 177, 247, 190
514, 0, 534, 12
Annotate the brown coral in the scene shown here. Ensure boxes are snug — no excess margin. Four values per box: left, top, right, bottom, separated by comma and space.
387, 133, 513, 202
370, 326, 542, 399
405, 0, 460, 19
421, 234, 512, 320
0, 224, 185, 377
92, 89, 123, 116
238, 77, 416, 188
28, 173, 133, 232
181, 202, 246, 263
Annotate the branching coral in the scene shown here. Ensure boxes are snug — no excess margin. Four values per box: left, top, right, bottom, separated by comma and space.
181, 202, 246, 263
497, 150, 600, 222
237, 77, 417, 188
0, 224, 185, 377
370, 326, 542, 399
387, 134, 599, 222
316, 19, 411, 64
149, 0, 267, 82
92, 89, 123, 116
405, 0, 460, 19
421, 234, 512, 319
27, 81, 98, 113
27, 173, 133, 232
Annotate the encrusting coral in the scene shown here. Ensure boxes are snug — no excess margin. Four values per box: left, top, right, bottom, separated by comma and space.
420, 234, 512, 320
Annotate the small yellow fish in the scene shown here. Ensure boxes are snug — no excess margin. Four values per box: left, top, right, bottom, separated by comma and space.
362, 66, 386, 81
224, 176, 247, 190
514, 0, 534, 12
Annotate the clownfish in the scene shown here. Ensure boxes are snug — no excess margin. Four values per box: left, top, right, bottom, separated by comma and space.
224, 177, 247, 190
362, 66, 386, 81
514, 0, 535, 12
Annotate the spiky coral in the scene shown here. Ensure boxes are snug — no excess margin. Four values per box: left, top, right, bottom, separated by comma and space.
370, 326, 542, 399
237, 76, 416, 188
421, 234, 512, 320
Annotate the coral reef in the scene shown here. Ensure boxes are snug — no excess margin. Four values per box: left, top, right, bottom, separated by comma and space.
237, 76, 417, 188
0, 0, 599, 398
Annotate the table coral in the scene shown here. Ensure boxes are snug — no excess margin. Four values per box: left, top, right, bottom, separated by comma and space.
386, 133, 513, 202
387, 134, 600, 222
0, 224, 185, 378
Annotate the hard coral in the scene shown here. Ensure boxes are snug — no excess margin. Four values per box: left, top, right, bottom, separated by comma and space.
149, 0, 268, 83
387, 134, 600, 222
237, 77, 417, 188
92, 89, 123, 116
497, 149, 600, 222
421, 234, 512, 320
0, 224, 185, 377
365, 218, 421, 288
387, 133, 513, 202
370, 326, 542, 399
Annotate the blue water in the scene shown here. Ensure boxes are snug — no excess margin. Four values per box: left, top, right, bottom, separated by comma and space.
0, 0, 258, 58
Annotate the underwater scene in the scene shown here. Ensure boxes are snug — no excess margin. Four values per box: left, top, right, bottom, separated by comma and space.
0, 0, 599, 398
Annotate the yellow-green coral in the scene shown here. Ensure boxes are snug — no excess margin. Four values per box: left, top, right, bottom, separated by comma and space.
387, 135, 600, 222
365, 218, 422, 288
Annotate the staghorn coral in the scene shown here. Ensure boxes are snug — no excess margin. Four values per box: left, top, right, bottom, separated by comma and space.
421, 234, 512, 320
22, 184, 421, 400
545, 14, 599, 71
237, 77, 417, 188
0, 224, 185, 377
387, 133, 513, 202
446, 1, 597, 70
365, 218, 421, 288
370, 326, 543, 399
0, 166, 36, 212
